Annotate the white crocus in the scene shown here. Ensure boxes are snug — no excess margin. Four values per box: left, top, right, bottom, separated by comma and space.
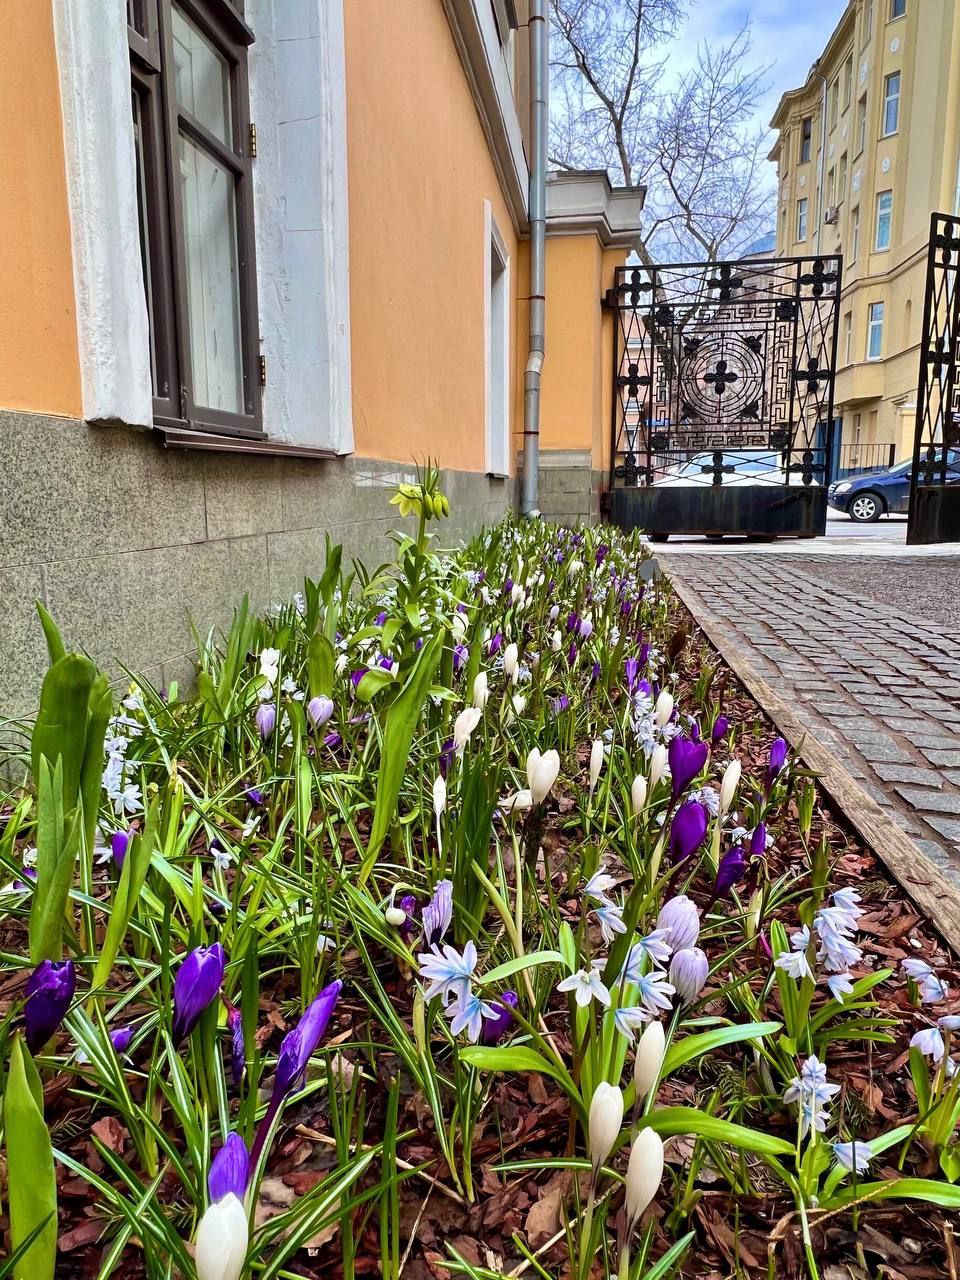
451, 612, 467, 641
648, 744, 668, 790
568, 559, 584, 577
630, 774, 647, 814
624, 1129, 664, 1228
258, 647, 281, 686
719, 759, 741, 815
654, 690, 673, 728
551, 629, 563, 652
433, 775, 447, 816
632, 1020, 666, 1105
194, 1193, 248, 1280
499, 788, 533, 814
472, 671, 489, 709
589, 739, 604, 795
527, 748, 561, 804
587, 1082, 623, 1173
503, 642, 519, 677
453, 707, 482, 751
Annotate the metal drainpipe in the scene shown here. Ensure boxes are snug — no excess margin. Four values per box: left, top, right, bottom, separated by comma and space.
813, 66, 828, 255
521, 0, 548, 517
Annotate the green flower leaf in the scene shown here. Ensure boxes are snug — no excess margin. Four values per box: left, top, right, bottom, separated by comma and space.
4, 1038, 58, 1280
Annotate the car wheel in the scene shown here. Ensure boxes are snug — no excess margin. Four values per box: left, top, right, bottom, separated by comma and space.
848, 492, 883, 522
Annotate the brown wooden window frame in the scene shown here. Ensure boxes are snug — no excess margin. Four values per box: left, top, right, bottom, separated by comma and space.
127, 0, 263, 439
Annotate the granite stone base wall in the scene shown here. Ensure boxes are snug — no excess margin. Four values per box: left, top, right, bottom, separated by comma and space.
537, 450, 603, 525
0, 411, 515, 715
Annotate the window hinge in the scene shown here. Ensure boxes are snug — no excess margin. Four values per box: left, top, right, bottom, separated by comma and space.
249, 123, 257, 158
259, 355, 267, 386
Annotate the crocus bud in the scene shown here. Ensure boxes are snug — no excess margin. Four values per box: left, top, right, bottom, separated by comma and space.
765, 737, 789, 792
655, 895, 700, 951
711, 715, 730, 744
719, 759, 741, 815
625, 1129, 664, 1228
500, 788, 533, 813
551, 629, 562, 652
668, 735, 709, 801
648, 744, 668, 790
568, 559, 584, 576
668, 800, 708, 863
669, 947, 709, 1004
306, 695, 334, 730
588, 1081, 624, 1173
633, 1020, 665, 1104
453, 706, 482, 750
172, 944, 225, 1043
527, 748, 561, 804
503, 643, 519, 678
24, 959, 76, 1052
654, 690, 674, 728
589, 739, 604, 795
549, 605, 560, 622
480, 991, 518, 1045
630, 774, 647, 814
111, 829, 131, 869
273, 980, 343, 1098
255, 703, 276, 740
209, 1132, 250, 1204
433, 775, 447, 817
227, 1008, 245, 1086
472, 672, 489, 709
195, 1192, 248, 1280
714, 847, 746, 899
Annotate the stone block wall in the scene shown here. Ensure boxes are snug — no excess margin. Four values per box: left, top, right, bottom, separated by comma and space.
537, 450, 603, 524
0, 411, 514, 715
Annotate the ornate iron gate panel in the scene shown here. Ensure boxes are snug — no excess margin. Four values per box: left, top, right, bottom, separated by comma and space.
908, 213, 960, 545
607, 253, 842, 539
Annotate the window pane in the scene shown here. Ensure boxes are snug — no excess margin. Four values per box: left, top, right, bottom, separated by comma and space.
172, 7, 232, 146
127, 0, 147, 35
179, 132, 244, 413
132, 90, 159, 394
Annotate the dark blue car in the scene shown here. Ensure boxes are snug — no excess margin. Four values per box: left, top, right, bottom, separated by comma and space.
828, 450, 960, 522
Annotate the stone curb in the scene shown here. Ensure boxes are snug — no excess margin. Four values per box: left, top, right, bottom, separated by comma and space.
666, 572, 960, 957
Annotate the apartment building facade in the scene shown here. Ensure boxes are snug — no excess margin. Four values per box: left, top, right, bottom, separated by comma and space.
0, 1, 642, 714
769, 0, 960, 465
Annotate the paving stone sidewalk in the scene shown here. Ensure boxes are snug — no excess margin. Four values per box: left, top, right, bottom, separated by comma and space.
661, 553, 960, 888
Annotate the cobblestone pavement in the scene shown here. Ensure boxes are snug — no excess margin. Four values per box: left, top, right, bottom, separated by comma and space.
661, 553, 960, 888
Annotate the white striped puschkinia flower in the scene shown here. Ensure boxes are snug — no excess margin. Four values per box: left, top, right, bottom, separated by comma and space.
632, 970, 676, 1017
775, 949, 815, 982
583, 862, 617, 906
832, 1140, 871, 1174
593, 903, 626, 944
911, 1026, 946, 1062
557, 965, 611, 1008
622, 930, 673, 977
446, 990, 496, 1042
826, 972, 855, 1001
418, 941, 478, 1007
783, 1055, 840, 1138
613, 1005, 652, 1040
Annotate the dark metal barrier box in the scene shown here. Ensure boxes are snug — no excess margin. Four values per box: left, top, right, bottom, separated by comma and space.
610, 485, 826, 538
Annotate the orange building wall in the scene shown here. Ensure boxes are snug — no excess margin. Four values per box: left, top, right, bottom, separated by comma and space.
0, 2, 81, 417
343, 0, 520, 473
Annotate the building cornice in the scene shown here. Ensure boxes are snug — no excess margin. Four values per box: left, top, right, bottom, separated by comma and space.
442, 0, 529, 232
545, 170, 646, 248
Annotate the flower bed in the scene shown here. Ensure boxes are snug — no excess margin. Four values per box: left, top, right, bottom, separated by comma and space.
1, 469, 959, 1280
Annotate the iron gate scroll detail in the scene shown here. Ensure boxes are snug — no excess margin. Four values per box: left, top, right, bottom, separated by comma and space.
908, 212, 960, 545
608, 253, 842, 538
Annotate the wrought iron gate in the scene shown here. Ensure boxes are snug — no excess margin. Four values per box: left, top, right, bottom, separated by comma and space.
908, 212, 960, 545
606, 253, 842, 539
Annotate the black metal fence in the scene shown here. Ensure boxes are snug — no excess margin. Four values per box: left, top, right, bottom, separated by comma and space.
606, 253, 842, 538
908, 213, 960, 544
836, 441, 896, 478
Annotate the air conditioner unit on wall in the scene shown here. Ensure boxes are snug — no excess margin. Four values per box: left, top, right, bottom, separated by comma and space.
824, 206, 840, 225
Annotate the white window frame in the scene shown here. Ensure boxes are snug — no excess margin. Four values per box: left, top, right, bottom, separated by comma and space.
875, 190, 893, 250
851, 204, 861, 261
856, 94, 867, 155
867, 301, 884, 359
796, 197, 808, 241
882, 71, 900, 137
484, 200, 511, 477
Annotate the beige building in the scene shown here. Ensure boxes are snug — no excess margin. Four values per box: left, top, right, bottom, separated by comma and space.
769, 0, 960, 465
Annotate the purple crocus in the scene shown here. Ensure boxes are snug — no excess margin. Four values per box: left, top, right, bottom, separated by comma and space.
481, 991, 518, 1045
227, 1005, 245, 1086
323, 731, 342, 750
374, 611, 388, 626
439, 736, 456, 778
670, 947, 709, 1004
595, 543, 609, 566
306, 695, 334, 730
566, 612, 581, 634
711, 716, 730, 744
765, 738, 789, 792
24, 959, 76, 1052
109, 1025, 135, 1055
398, 893, 419, 943
453, 643, 469, 673
250, 981, 343, 1169
488, 632, 503, 657
209, 1132, 250, 1204
255, 703, 276, 740
750, 822, 768, 859
552, 695, 570, 715
111, 829, 131, 869
713, 846, 747, 898
624, 656, 640, 694
422, 879, 453, 947
172, 944, 225, 1043
12, 867, 37, 892
244, 787, 265, 807
668, 735, 710, 801
668, 800, 708, 863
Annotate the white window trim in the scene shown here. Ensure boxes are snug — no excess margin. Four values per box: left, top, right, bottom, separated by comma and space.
484, 200, 511, 477
875, 190, 893, 250
52, 0, 354, 452
867, 302, 884, 359
882, 72, 900, 137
